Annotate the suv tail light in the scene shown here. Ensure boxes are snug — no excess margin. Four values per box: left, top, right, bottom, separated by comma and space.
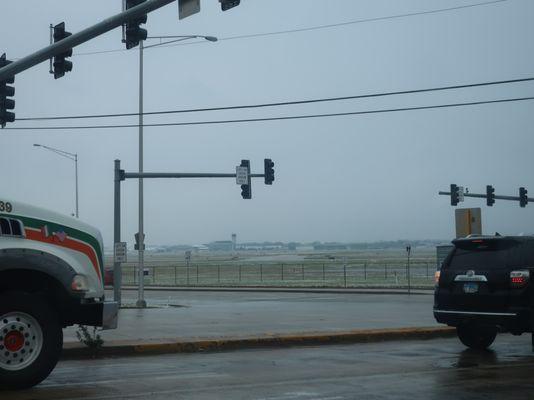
434, 270, 441, 286
510, 270, 530, 288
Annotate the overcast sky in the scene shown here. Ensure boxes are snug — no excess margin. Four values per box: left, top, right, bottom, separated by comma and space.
1, 0, 533, 246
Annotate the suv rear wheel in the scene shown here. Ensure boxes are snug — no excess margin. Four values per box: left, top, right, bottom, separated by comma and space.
457, 324, 497, 350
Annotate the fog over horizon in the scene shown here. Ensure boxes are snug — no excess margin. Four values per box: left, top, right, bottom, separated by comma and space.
2, 0, 533, 247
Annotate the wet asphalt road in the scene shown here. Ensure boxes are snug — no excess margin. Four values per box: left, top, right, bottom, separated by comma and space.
5, 335, 534, 399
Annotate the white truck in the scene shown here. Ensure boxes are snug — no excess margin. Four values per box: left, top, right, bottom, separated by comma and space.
0, 199, 118, 389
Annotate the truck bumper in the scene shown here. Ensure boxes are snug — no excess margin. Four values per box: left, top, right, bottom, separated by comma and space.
68, 300, 119, 330
102, 301, 119, 330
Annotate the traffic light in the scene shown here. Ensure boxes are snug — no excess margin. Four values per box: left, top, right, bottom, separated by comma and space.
134, 232, 145, 250
240, 159, 251, 199
450, 184, 460, 206
486, 185, 495, 207
125, 0, 148, 49
519, 187, 528, 208
52, 22, 73, 79
220, 0, 240, 11
264, 158, 275, 185
0, 53, 15, 128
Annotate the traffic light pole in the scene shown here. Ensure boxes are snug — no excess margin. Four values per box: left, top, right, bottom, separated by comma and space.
113, 160, 270, 307
113, 160, 122, 306
0, 0, 175, 81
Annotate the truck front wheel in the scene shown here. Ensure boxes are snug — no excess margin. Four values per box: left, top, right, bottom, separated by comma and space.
0, 293, 63, 390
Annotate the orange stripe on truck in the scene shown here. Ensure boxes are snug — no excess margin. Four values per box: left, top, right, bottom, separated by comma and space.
25, 228, 102, 281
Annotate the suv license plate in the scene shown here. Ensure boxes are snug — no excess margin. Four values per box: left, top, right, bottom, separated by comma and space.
463, 282, 479, 294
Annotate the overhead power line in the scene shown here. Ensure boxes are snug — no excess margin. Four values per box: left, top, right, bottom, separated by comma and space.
17, 76, 534, 121
7, 96, 534, 131
72, 0, 510, 57
204, 0, 511, 44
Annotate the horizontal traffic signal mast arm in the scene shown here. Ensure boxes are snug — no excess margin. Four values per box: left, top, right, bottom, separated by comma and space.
122, 172, 266, 179
0, 0, 175, 82
438, 191, 534, 203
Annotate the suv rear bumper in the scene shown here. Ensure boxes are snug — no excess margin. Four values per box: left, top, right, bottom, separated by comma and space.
434, 308, 531, 333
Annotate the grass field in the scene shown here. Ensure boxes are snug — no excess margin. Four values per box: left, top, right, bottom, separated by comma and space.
106, 248, 439, 289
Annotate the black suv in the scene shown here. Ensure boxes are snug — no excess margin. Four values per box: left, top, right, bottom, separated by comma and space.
434, 235, 533, 349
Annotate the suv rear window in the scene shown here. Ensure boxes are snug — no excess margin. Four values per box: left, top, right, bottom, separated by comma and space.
445, 239, 523, 270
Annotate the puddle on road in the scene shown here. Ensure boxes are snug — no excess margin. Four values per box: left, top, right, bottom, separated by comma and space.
433, 348, 534, 370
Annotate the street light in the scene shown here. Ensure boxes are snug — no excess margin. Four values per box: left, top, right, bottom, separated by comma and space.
135, 34, 217, 308
33, 144, 79, 218
144, 35, 218, 48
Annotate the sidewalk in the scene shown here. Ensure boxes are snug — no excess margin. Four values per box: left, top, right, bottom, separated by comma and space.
63, 290, 447, 358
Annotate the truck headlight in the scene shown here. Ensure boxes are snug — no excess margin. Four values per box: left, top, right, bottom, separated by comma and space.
71, 275, 90, 292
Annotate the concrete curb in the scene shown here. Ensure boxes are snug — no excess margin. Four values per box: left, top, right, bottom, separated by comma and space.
115, 286, 434, 295
62, 326, 455, 359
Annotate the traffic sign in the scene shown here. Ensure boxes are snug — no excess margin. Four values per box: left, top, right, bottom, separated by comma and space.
458, 186, 465, 202
178, 0, 200, 19
236, 166, 248, 185
455, 208, 481, 238
114, 242, 127, 263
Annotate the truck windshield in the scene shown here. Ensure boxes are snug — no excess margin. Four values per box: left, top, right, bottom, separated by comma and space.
446, 240, 520, 270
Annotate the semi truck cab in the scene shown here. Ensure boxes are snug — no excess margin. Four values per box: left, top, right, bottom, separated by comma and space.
0, 199, 117, 389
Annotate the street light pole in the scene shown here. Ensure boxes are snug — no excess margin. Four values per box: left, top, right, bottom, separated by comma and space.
137, 39, 146, 308
33, 144, 79, 218
135, 34, 217, 308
